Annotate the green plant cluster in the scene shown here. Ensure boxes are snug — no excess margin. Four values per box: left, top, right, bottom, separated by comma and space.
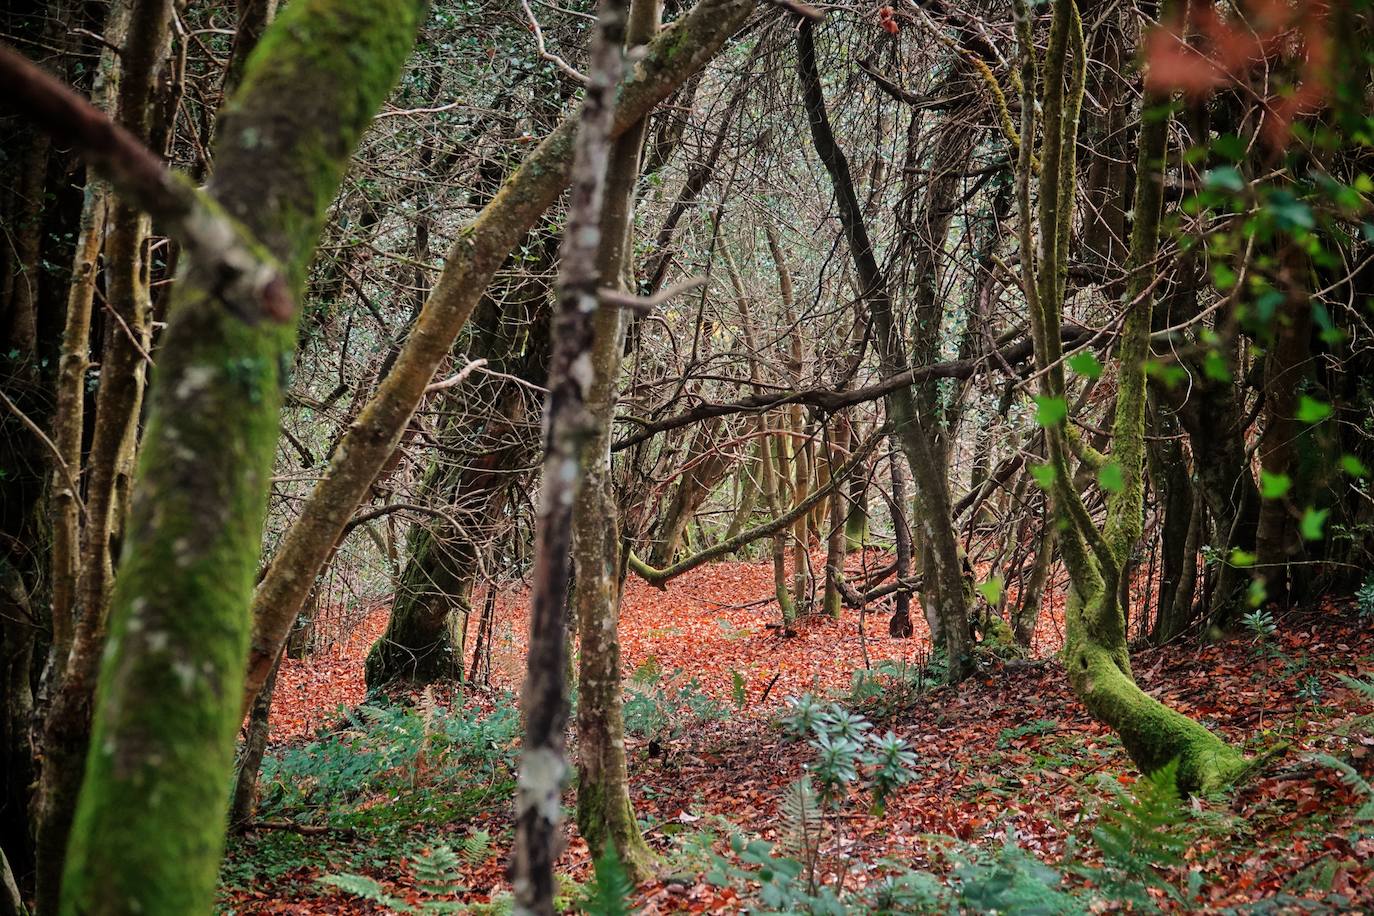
255, 695, 518, 829
622, 658, 730, 745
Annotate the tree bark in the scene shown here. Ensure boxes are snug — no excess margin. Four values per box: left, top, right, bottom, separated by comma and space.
0, 3, 427, 911
513, 0, 629, 908
796, 20, 972, 679
572, 0, 663, 869
241, 0, 758, 717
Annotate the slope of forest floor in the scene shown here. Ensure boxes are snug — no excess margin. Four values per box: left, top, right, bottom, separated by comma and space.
222, 557, 1374, 913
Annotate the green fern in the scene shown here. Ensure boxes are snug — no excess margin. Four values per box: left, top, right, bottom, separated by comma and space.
459, 829, 493, 868
1087, 760, 1191, 908
1310, 752, 1374, 830
582, 846, 634, 916
414, 842, 465, 898
778, 775, 821, 868
1336, 674, 1374, 735
318, 873, 415, 913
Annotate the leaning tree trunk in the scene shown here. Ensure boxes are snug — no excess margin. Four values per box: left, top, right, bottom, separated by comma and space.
796, 21, 972, 678
573, 0, 659, 878
2, 1, 425, 910
1013, 0, 1245, 793
239, 0, 758, 716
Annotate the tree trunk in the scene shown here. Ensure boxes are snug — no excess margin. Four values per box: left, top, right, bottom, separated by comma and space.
574, 1, 666, 873
229, 648, 283, 829
1, 3, 427, 911
796, 22, 971, 677
1014, 0, 1245, 792
512, 0, 630, 906
822, 418, 851, 618
34, 5, 172, 907
240, 0, 759, 716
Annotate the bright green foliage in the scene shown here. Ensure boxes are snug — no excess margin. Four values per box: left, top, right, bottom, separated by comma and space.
1296, 396, 1334, 423
1261, 470, 1293, 498
1300, 506, 1330, 541
1083, 761, 1191, 909
583, 846, 635, 916
257, 699, 518, 827
1067, 351, 1103, 378
1097, 463, 1124, 493
1033, 395, 1068, 427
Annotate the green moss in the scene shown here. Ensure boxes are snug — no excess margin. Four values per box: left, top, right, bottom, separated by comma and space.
60, 2, 424, 912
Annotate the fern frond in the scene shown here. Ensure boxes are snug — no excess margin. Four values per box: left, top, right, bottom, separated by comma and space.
583, 846, 635, 916
1309, 752, 1374, 822
318, 873, 414, 913
779, 776, 821, 866
1087, 761, 1191, 906
460, 829, 494, 867
413, 842, 465, 897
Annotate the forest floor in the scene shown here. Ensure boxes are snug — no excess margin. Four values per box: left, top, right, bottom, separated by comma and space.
221, 554, 1374, 913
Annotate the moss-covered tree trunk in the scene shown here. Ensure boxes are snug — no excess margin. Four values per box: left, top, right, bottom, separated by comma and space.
366, 303, 549, 688
34, 4, 172, 907
1, 2, 425, 911
1013, 0, 1246, 793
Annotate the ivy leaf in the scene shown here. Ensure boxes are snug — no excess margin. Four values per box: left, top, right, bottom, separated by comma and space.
1098, 462, 1124, 493
1299, 507, 1329, 541
1266, 190, 1315, 230
1067, 352, 1103, 379
1031, 463, 1057, 490
1295, 396, 1333, 423
977, 577, 1003, 605
1034, 396, 1067, 427
1202, 350, 1232, 382
1204, 166, 1245, 192
1259, 470, 1292, 499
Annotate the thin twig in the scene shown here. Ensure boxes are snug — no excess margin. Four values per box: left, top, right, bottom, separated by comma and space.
518, 0, 589, 85
0, 388, 85, 519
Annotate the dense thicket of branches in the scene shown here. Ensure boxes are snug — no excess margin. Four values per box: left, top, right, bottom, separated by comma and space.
1, 0, 1371, 910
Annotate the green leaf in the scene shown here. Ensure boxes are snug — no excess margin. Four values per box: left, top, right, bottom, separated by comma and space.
1295, 396, 1333, 423
1230, 549, 1258, 567
1300, 507, 1329, 542
1247, 578, 1268, 608
1067, 351, 1103, 379
977, 577, 1004, 605
1260, 470, 1292, 499
1341, 454, 1369, 477
1266, 190, 1315, 230
1212, 134, 1248, 162
1098, 462, 1124, 493
1031, 463, 1057, 490
1204, 166, 1245, 192
1034, 396, 1068, 427
1212, 263, 1237, 290
1202, 350, 1232, 382
1144, 361, 1188, 388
